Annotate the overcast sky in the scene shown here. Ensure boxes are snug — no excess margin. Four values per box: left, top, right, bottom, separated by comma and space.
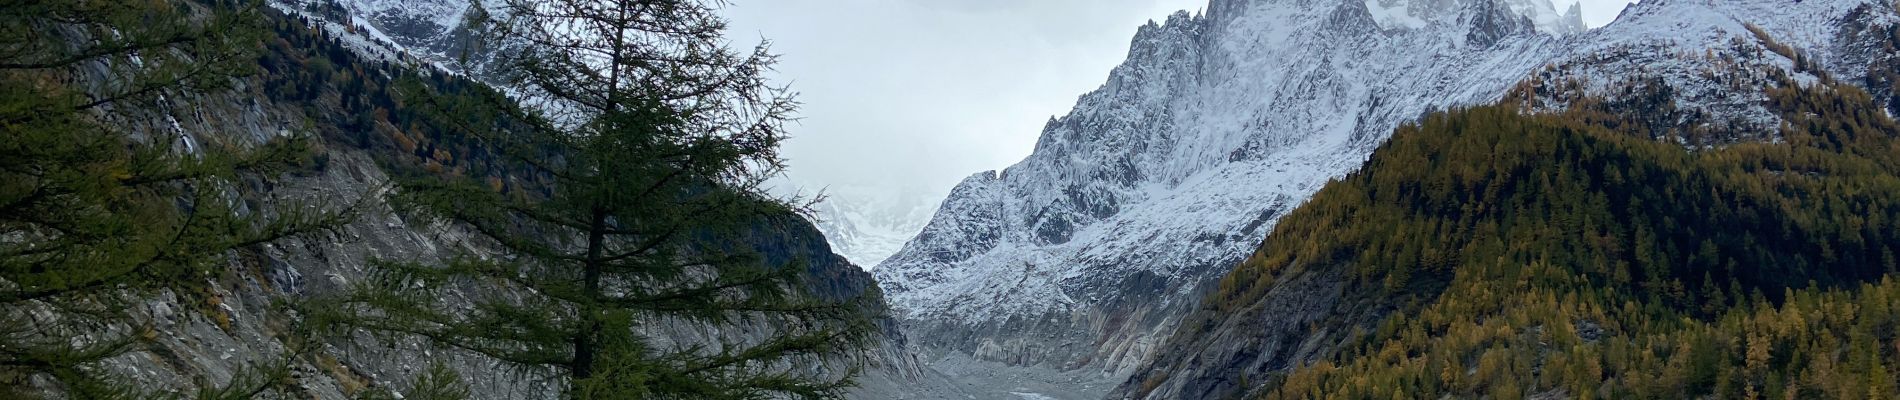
724, 0, 1638, 197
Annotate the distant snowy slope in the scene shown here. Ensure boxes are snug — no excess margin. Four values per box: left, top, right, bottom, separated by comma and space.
335, 0, 475, 65
268, 0, 421, 64
810, 185, 944, 269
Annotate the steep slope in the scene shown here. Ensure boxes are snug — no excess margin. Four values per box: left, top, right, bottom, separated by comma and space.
1118, 1, 1900, 397
873, 0, 1580, 384
1122, 77, 1900, 399
330, 0, 946, 274
22, 4, 937, 398
274, 2, 1014, 397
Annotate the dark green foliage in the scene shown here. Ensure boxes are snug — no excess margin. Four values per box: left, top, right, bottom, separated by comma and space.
251, 10, 546, 193
0, 0, 350, 398
306, 0, 876, 398
1209, 78, 1900, 398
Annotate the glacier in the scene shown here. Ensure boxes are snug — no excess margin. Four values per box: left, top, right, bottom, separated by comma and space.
809, 184, 946, 269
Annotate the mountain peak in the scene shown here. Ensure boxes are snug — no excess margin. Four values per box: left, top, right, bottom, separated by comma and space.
1564, 1, 1584, 27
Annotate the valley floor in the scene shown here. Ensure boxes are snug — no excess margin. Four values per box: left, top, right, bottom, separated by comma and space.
853, 353, 1116, 400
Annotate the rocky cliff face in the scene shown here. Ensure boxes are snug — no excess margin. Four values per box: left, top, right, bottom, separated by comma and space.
67, 2, 942, 398
873, 0, 1580, 390
1115, 0, 1900, 398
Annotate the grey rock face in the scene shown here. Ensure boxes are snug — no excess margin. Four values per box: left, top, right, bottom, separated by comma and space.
61, 2, 936, 398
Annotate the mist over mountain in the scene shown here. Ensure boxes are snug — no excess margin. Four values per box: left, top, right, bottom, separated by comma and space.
809, 184, 946, 269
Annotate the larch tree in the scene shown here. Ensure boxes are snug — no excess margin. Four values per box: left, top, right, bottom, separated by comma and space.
0, 0, 351, 397
308, 0, 875, 398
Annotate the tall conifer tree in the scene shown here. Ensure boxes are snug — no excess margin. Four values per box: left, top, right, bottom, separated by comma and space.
1, 0, 348, 397
311, 0, 874, 398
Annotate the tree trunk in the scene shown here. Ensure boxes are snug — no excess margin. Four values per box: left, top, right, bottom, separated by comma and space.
573, 207, 607, 380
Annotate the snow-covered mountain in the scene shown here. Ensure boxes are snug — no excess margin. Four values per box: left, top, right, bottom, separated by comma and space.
1367, 0, 1584, 34
875, 0, 1579, 381
873, 0, 1900, 395
810, 185, 945, 269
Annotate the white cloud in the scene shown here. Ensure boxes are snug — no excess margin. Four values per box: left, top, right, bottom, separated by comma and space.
723, 0, 1203, 196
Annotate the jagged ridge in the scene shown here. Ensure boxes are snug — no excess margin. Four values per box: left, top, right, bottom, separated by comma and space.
874, 0, 1580, 384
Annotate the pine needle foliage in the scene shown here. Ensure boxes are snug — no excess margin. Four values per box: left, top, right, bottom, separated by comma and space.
306, 0, 876, 398
1, 0, 351, 397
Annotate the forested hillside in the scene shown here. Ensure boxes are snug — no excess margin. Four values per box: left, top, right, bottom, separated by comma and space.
1149, 76, 1900, 399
